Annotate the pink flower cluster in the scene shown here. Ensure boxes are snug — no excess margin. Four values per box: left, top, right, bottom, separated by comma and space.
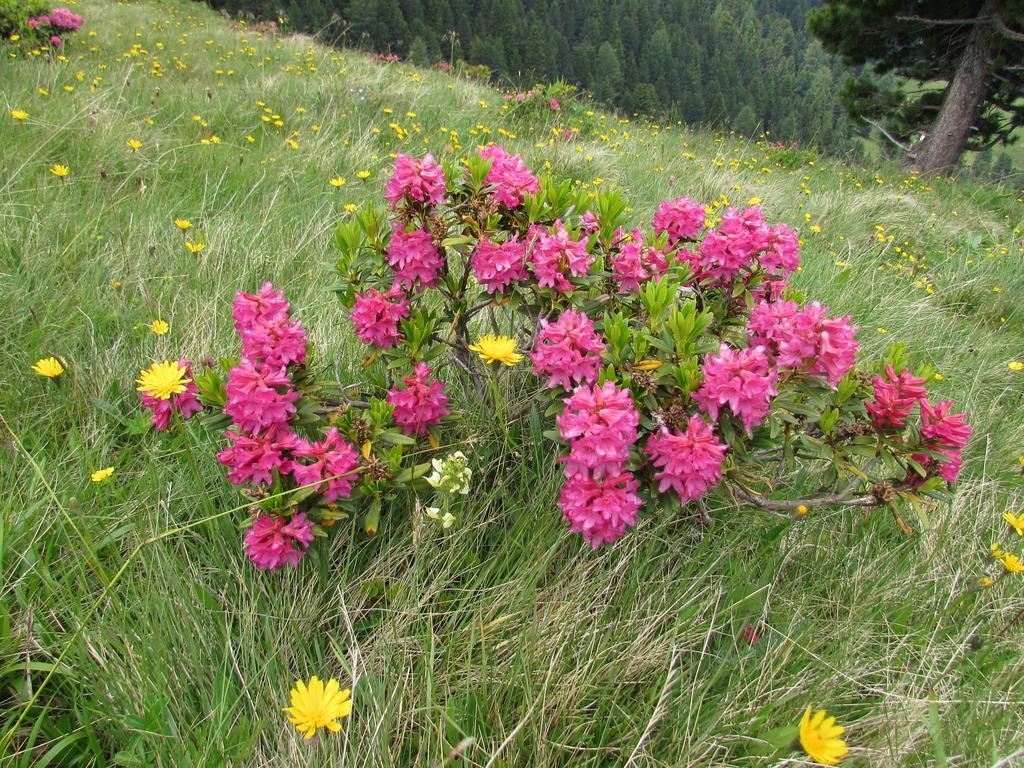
244, 512, 315, 570
471, 237, 528, 294
387, 225, 444, 290
47, 7, 83, 30
748, 300, 858, 385
611, 229, 669, 292
478, 145, 541, 208
692, 206, 771, 283
528, 221, 592, 292
292, 427, 361, 501
652, 197, 706, 243
866, 365, 927, 429
384, 153, 446, 210
694, 344, 778, 433
349, 285, 410, 347
388, 362, 450, 436
140, 358, 203, 431
223, 361, 300, 434
530, 309, 606, 389
645, 416, 728, 502
556, 382, 641, 547
232, 282, 307, 367
916, 400, 972, 482
219, 428, 298, 485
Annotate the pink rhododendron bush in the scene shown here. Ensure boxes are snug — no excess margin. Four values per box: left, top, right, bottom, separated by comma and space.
134, 148, 972, 569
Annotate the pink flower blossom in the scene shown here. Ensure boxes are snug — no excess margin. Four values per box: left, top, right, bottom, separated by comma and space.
48, 7, 83, 30
224, 360, 300, 434
470, 237, 528, 293
232, 283, 307, 367
581, 211, 600, 234
140, 358, 203, 431
49, 35, 62, 47
478, 145, 541, 208
550, 98, 560, 110
349, 285, 410, 347
693, 206, 771, 284
27, 17, 40, 28
645, 416, 728, 501
530, 309, 606, 389
244, 512, 314, 570
558, 470, 641, 548
217, 427, 298, 485
384, 152, 446, 210
694, 344, 778, 433
760, 222, 800, 276
292, 427, 361, 501
748, 300, 858, 385
388, 361, 450, 436
528, 220, 591, 292
866, 365, 927, 429
387, 225, 444, 290
920, 400, 972, 450
557, 381, 639, 479
611, 229, 669, 292
652, 197, 706, 243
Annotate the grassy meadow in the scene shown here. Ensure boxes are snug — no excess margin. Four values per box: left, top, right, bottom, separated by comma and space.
2, 0, 1024, 764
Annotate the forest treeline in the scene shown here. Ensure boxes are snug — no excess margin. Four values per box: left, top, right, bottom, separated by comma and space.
206, 0, 857, 151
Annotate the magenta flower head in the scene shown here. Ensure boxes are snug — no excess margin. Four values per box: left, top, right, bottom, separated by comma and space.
748, 300, 858, 386
530, 309, 606, 390
646, 416, 728, 501
478, 145, 541, 208
217, 427, 299, 485
760, 222, 801, 277
558, 470, 642, 548
652, 196, 706, 243
528, 220, 592, 292
694, 206, 771, 284
349, 285, 410, 347
224, 360, 300, 434
470, 237, 528, 294
244, 512, 315, 570
292, 427, 361, 501
694, 344, 778, 434
232, 283, 307, 367
387, 224, 444, 290
384, 152, 446, 210
388, 361, 450, 436
49, 35, 63, 47
557, 381, 639, 479
48, 7, 84, 30
611, 229, 669, 292
139, 358, 203, 431
866, 365, 927, 429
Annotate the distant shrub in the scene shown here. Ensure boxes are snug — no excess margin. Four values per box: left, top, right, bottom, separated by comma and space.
1, 1, 83, 49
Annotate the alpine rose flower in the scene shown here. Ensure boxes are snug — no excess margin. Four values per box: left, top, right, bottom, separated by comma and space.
760, 222, 801, 276
48, 7, 84, 30
384, 152, 446, 209
217, 428, 299, 485
645, 416, 728, 501
694, 344, 778, 433
915, 399, 972, 482
140, 358, 203, 431
470, 237, 528, 294
349, 286, 410, 347
478, 145, 540, 208
557, 382, 639, 478
693, 206, 771, 284
558, 471, 642, 548
292, 428, 361, 501
866, 365, 927, 429
388, 361, 450, 436
528, 220, 591, 292
530, 309, 606, 389
224, 361, 300, 434
387, 225, 444, 290
652, 197, 706, 243
232, 283, 307, 367
244, 512, 315, 570
611, 229, 669, 292
748, 301, 858, 386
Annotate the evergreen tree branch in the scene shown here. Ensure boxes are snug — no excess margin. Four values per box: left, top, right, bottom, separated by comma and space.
992, 13, 1024, 42
862, 117, 911, 152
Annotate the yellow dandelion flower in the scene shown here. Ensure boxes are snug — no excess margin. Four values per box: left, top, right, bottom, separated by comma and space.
329, 176, 346, 187
355, 169, 371, 179
343, 203, 358, 213
798, 707, 848, 766
150, 319, 170, 335
1001, 552, 1024, 574
90, 466, 115, 483
11, 109, 29, 121
283, 676, 352, 740
32, 357, 65, 378
1004, 512, 1024, 536
127, 138, 143, 151
174, 217, 192, 231
980, 576, 994, 588
185, 241, 205, 254
136, 360, 191, 400
1009, 361, 1024, 372
50, 164, 69, 178
467, 334, 523, 366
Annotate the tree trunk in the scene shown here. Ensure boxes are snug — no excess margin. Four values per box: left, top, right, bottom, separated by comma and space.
911, 0, 1001, 174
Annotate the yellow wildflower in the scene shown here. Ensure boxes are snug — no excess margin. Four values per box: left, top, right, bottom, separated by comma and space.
798, 707, 848, 766
283, 676, 352, 740
90, 467, 115, 483
11, 109, 29, 121
32, 357, 65, 378
149, 320, 170, 335
468, 334, 523, 366
136, 360, 190, 400
50, 164, 69, 178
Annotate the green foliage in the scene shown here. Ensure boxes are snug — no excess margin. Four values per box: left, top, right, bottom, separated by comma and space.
0, 0, 48, 42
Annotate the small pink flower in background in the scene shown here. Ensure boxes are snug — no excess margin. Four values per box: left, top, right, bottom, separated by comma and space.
528, 220, 592, 292
27, 17, 40, 28
388, 362, 450, 436
549, 98, 560, 110
244, 512, 315, 570
49, 35, 62, 47
48, 7, 84, 30
292, 428, 361, 502
557, 381, 639, 479
470, 237, 528, 294
139, 358, 202, 431
645, 416, 728, 501
652, 196, 706, 243
384, 152, 446, 210
387, 225, 444, 290
611, 229, 669, 292
217, 428, 298, 485
478, 145, 541, 208
349, 285, 410, 347
581, 211, 600, 234
866, 365, 927, 429
530, 309, 606, 389
740, 624, 760, 644
694, 344, 778, 434
224, 361, 300, 434
558, 470, 641, 548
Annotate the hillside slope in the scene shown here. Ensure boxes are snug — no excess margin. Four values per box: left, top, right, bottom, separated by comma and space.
1, 0, 1023, 764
